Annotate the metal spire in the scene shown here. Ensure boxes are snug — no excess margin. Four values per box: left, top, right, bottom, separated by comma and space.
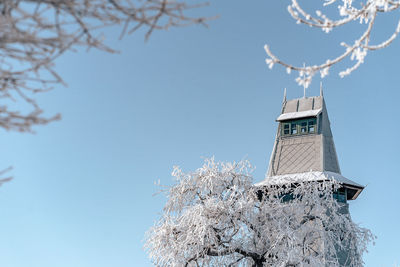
303, 63, 306, 98
320, 82, 324, 97
283, 88, 287, 103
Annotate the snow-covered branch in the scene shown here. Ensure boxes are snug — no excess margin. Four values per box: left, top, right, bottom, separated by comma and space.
265, 0, 400, 88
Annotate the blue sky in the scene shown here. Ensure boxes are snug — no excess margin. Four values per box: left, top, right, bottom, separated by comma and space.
0, 1, 399, 266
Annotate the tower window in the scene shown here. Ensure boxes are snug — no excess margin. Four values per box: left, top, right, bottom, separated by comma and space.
333, 188, 347, 203
300, 122, 307, 133
291, 123, 297, 134
281, 118, 317, 136
308, 120, 316, 133
283, 124, 290, 135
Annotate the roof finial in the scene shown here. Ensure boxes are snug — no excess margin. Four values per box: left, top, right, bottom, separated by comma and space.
283, 88, 287, 103
320, 82, 324, 97
303, 63, 306, 98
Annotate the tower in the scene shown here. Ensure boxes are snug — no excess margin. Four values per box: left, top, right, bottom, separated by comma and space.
259, 91, 363, 202
257, 91, 364, 266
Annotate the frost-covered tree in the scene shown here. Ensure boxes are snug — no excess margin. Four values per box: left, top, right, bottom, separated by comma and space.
145, 158, 374, 267
265, 0, 400, 88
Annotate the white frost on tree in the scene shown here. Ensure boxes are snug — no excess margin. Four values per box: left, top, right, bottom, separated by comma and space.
145, 158, 374, 267
265, 0, 400, 87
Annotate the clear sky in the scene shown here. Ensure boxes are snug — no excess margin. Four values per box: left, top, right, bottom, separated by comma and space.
0, 1, 399, 266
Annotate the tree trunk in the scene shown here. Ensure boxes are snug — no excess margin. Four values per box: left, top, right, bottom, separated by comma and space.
253, 259, 264, 267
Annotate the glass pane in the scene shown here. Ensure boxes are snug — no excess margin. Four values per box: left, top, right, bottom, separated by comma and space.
333, 191, 346, 203
291, 124, 297, 134
282, 123, 290, 135
309, 125, 315, 133
339, 194, 346, 203
281, 193, 294, 202
300, 122, 307, 133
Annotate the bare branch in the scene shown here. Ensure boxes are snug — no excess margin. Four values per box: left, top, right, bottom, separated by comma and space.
0, 0, 213, 133
0, 167, 12, 186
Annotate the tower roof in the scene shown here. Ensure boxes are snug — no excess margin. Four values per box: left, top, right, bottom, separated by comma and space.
261, 93, 364, 200
268, 95, 339, 176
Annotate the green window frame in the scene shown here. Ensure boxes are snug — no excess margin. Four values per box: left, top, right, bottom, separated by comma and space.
283, 123, 290, 135
290, 123, 297, 134
308, 119, 316, 133
300, 121, 307, 133
281, 118, 317, 136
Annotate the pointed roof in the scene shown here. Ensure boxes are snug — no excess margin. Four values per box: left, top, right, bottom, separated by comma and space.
267, 95, 339, 176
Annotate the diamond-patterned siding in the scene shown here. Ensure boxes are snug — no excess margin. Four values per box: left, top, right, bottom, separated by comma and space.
273, 136, 322, 175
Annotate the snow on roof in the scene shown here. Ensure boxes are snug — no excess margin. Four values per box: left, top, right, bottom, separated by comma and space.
255, 171, 364, 189
276, 109, 322, 121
